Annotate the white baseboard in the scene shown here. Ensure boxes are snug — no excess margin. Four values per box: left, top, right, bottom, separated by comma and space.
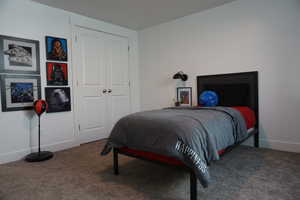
0, 139, 79, 165
0, 148, 31, 165
1, 138, 298, 165
29, 139, 79, 153
242, 138, 300, 153
78, 133, 107, 145
259, 139, 300, 153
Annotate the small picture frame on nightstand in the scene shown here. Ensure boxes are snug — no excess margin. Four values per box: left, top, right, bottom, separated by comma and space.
177, 87, 192, 106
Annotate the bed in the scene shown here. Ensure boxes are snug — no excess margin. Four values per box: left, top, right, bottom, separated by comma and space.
101, 71, 259, 200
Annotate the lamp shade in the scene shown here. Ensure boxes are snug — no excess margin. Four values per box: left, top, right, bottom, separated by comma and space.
33, 99, 48, 116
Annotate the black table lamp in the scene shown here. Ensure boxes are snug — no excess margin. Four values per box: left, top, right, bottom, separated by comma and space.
25, 100, 53, 162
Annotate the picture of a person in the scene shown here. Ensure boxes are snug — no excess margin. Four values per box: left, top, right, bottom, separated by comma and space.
46, 62, 68, 86
48, 39, 67, 61
180, 91, 190, 104
51, 64, 65, 83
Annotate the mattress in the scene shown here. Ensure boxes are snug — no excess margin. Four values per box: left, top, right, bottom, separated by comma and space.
118, 106, 256, 167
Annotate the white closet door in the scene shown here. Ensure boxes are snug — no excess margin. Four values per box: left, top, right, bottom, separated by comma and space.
105, 34, 131, 131
75, 28, 109, 144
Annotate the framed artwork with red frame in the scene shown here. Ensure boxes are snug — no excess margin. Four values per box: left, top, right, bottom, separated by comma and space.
46, 62, 68, 86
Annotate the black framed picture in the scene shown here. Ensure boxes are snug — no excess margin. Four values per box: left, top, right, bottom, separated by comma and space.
46, 62, 68, 86
0, 35, 40, 74
45, 36, 68, 62
177, 87, 192, 106
45, 87, 71, 113
0, 74, 41, 112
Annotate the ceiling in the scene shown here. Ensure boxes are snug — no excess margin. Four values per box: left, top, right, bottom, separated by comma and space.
33, 0, 237, 30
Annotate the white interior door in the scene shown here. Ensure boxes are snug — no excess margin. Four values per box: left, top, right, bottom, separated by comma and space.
74, 27, 109, 144
105, 34, 131, 131
74, 27, 131, 144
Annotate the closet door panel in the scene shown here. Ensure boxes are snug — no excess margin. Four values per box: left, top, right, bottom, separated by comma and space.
111, 96, 130, 126
110, 38, 129, 86
75, 28, 109, 144
81, 36, 105, 86
105, 34, 131, 130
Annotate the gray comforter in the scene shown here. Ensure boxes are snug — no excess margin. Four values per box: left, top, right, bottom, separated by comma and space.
101, 107, 248, 187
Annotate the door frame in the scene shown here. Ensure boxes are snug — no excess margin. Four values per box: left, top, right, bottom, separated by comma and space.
71, 24, 132, 145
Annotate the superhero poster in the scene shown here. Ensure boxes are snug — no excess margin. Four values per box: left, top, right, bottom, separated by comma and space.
46, 62, 68, 86
45, 36, 68, 61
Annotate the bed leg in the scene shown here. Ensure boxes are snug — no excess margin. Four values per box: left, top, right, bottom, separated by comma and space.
254, 131, 259, 148
113, 148, 119, 175
190, 171, 197, 200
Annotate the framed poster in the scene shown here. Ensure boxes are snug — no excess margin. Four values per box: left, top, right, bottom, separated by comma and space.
0, 35, 40, 74
45, 36, 68, 62
46, 62, 68, 86
177, 87, 192, 106
0, 74, 41, 112
45, 87, 71, 113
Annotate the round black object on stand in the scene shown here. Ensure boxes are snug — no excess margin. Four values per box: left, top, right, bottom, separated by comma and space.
25, 100, 53, 162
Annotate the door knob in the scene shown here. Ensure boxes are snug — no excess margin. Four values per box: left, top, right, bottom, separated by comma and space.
102, 89, 107, 93
108, 89, 112, 93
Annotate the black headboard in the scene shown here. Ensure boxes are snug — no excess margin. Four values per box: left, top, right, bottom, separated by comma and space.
197, 71, 258, 126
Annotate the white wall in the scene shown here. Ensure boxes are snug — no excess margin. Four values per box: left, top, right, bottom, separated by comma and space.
0, 0, 140, 164
139, 0, 300, 152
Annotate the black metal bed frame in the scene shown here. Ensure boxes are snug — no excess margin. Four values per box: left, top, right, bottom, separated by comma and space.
112, 71, 259, 200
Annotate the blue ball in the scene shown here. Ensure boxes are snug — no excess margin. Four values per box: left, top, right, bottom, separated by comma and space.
199, 91, 219, 107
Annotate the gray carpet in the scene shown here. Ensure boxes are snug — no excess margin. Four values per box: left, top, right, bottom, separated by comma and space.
0, 140, 299, 200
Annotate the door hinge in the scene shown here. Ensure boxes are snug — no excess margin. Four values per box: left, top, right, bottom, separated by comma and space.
128, 81, 131, 87
75, 35, 78, 42
78, 124, 81, 131
128, 46, 130, 51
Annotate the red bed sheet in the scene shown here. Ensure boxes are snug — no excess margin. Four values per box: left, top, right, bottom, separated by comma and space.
119, 107, 256, 166
232, 106, 256, 129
